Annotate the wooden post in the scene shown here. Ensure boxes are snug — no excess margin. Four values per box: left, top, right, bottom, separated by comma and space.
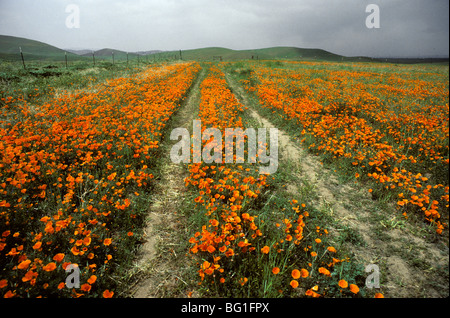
126, 52, 129, 67
19, 47, 26, 69
93, 51, 96, 66
180, 50, 182, 60
112, 51, 114, 65
65, 51, 68, 68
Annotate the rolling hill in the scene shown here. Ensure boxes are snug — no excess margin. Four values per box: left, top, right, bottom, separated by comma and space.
154, 46, 351, 61
1, 34, 387, 64
2, 34, 447, 65
1, 35, 353, 63
0, 35, 86, 61
80, 48, 143, 60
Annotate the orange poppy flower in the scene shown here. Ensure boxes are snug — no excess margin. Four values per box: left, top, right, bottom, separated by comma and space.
272, 267, 280, 275
32, 241, 42, 250
18, 259, 31, 270
0, 279, 7, 289
103, 289, 114, 298
4, 290, 15, 298
291, 269, 301, 279
338, 279, 348, 288
83, 237, 91, 246
349, 284, 359, 294
81, 283, 91, 292
53, 253, 65, 263
71, 246, 80, 255
318, 267, 331, 276
290, 280, 299, 288
261, 246, 270, 254
42, 262, 57, 272
239, 277, 248, 286
225, 248, 234, 257
88, 275, 97, 284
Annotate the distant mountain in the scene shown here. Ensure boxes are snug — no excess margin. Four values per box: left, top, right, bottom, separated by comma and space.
1, 35, 353, 63
157, 46, 358, 62
65, 49, 95, 56
80, 48, 148, 60
3, 34, 444, 64
0, 35, 85, 61
135, 50, 163, 55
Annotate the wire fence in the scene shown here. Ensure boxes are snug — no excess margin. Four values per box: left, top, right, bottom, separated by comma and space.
0, 47, 187, 70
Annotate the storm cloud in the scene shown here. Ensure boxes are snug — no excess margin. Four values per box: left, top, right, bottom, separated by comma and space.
0, 0, 448, 57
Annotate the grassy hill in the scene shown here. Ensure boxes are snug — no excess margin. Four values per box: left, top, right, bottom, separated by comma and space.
2, 35, 446, 65
0, 35, 85, 61
1, 34, 379, 63
155, 46, 353, 61
81, 48, 142, 61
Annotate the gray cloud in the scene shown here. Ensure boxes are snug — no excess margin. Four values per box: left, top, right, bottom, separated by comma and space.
0, 0, 448, 57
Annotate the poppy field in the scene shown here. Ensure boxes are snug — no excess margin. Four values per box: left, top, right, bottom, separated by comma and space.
0, 59, 448, 298
236, 61, 449, 234
0, 61, 201, 297
183, 64, 357, 298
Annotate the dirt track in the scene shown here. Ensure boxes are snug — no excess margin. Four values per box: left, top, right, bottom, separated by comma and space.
129, 64, 448, 298
225, 71, 449, 298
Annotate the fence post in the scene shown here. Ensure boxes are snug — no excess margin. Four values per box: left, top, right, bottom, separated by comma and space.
19, 47, 26, 69
65, 51, 68, 68
93, 51, 96, 66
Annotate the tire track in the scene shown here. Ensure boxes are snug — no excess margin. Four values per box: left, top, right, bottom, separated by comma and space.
130, 67, 205, 298
224, 71, 449, 298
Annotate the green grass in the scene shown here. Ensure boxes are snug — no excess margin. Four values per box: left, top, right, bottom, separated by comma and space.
169, 63, 373, 298
0, 35, 85, 61
1, 57, 447, 298
0, 59, 154, 106
2, 34, 448, 65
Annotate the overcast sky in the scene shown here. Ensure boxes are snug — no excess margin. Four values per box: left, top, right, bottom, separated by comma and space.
0, 0, 448, 57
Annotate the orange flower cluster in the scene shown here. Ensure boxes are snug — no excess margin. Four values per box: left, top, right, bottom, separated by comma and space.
244, 62, 448, 234
186, 66, 269, 284
186, 65, 354, 297
0, 62, 201, 297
